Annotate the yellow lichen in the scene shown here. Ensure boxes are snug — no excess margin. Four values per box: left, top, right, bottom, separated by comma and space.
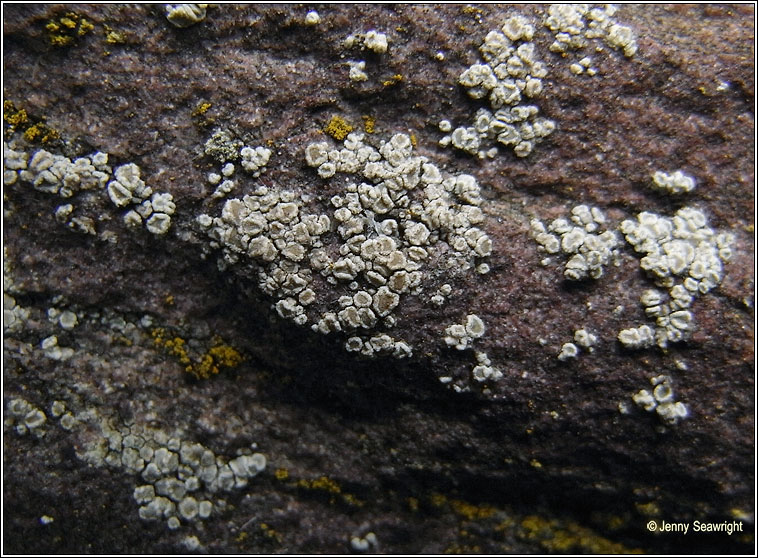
192, 101, 213, 117
362, 115, 376, 134
48, 34, 74, 47
208, 344, 244, 368
259, 523, 282, 543
3, 101, 28, 132
444, 542, 481, 554
407, 496, 419, 512
22, 123, 60, 144
430, 492, 447, 507
274, 468, 289, 481
635, 501, 660, 517
410, 132, 418, 147
104, 25, 127, 45
78, 18, 94, 36
515, 515, 642, 554
46, 12, 94, 47
324, 116, 353, 141
341, 493, 364, 507
450, 499, 496, 521
151, 327, 243, 379
294, 475, 363, 507
462, 5, 483, 15
297, 475, 341, 494
382, 74, 403, 87
60, 16, 77, 29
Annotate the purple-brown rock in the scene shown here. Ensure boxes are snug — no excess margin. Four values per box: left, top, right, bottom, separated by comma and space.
3, 4, 754, 554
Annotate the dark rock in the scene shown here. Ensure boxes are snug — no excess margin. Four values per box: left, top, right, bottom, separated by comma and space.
3, 4, 753, 553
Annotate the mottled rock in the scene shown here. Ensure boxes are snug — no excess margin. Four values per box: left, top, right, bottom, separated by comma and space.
3, 4, 753, 554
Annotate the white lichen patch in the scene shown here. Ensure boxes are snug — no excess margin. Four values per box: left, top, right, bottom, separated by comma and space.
41, 335, 75, 361
630, 375, 689, 425
207, 140, 272, 199
618, 206, 734, 349
4, 139, 175, 237
441, 14, 555, 158
304, 10, 321, 26
651, 170, 696, 194
165, 4, 207, 28
13, 145, 111, 198
364, 30, 389, 54
4, 292, 30, 335
67, 405, 264, 530
543, 4, 638, 60
574, 327, 598, 350
197, 131, 494, 367
471, 350, 502, 383
57, 309, 79, 330
557, 342, 579, 361
350, 532, 378, 553
444, 314, 486, 350
348, 60, 369, 82
5, 397, 47, 437
531, 205, 619, 280
5, 140, 111, 236
344, 30, 389, 54
109, 168, 176, 236
240, 146, 272, 177
442, 316, 501, 387
557, 327, 598, 361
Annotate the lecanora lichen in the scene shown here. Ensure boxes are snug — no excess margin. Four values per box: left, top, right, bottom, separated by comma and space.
196, 130, 495, 367
629, 375, 689, 425
531, 205, 619, 280
543, 4, 638, 59
165, 4, 208, 28
618, 206, 734, 349
4, 138, 175, 237
440, 14, 555, 158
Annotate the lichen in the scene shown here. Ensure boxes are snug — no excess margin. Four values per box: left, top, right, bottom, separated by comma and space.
151, 328, 244, 379
514, 515, 642, 554
441, 14, 555, 158
45, 11, 95, 47
3, 100, 28, 133
165, 4, 208, 28
323, 115, 354, 141
362, 115, 376, 134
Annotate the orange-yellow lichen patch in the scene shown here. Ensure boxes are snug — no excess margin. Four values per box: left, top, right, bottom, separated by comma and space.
192, 101, 213, 117
46, 12, 94, 47
3, 100, 28, 132
362, 115, 376, 134
23, 123, 60, 144
450, 499, 497, 521
151, 328, 244, 379
514, 515, 642, 554
274, 468, 290, 481
382, 74, 403, 87
324, 116, 353, 141
104, 25, 127, 45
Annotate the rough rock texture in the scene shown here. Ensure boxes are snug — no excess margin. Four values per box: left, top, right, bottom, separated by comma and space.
3, 4, 754, 554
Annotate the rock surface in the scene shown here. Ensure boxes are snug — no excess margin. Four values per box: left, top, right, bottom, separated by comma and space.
3, 4, 754, 554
